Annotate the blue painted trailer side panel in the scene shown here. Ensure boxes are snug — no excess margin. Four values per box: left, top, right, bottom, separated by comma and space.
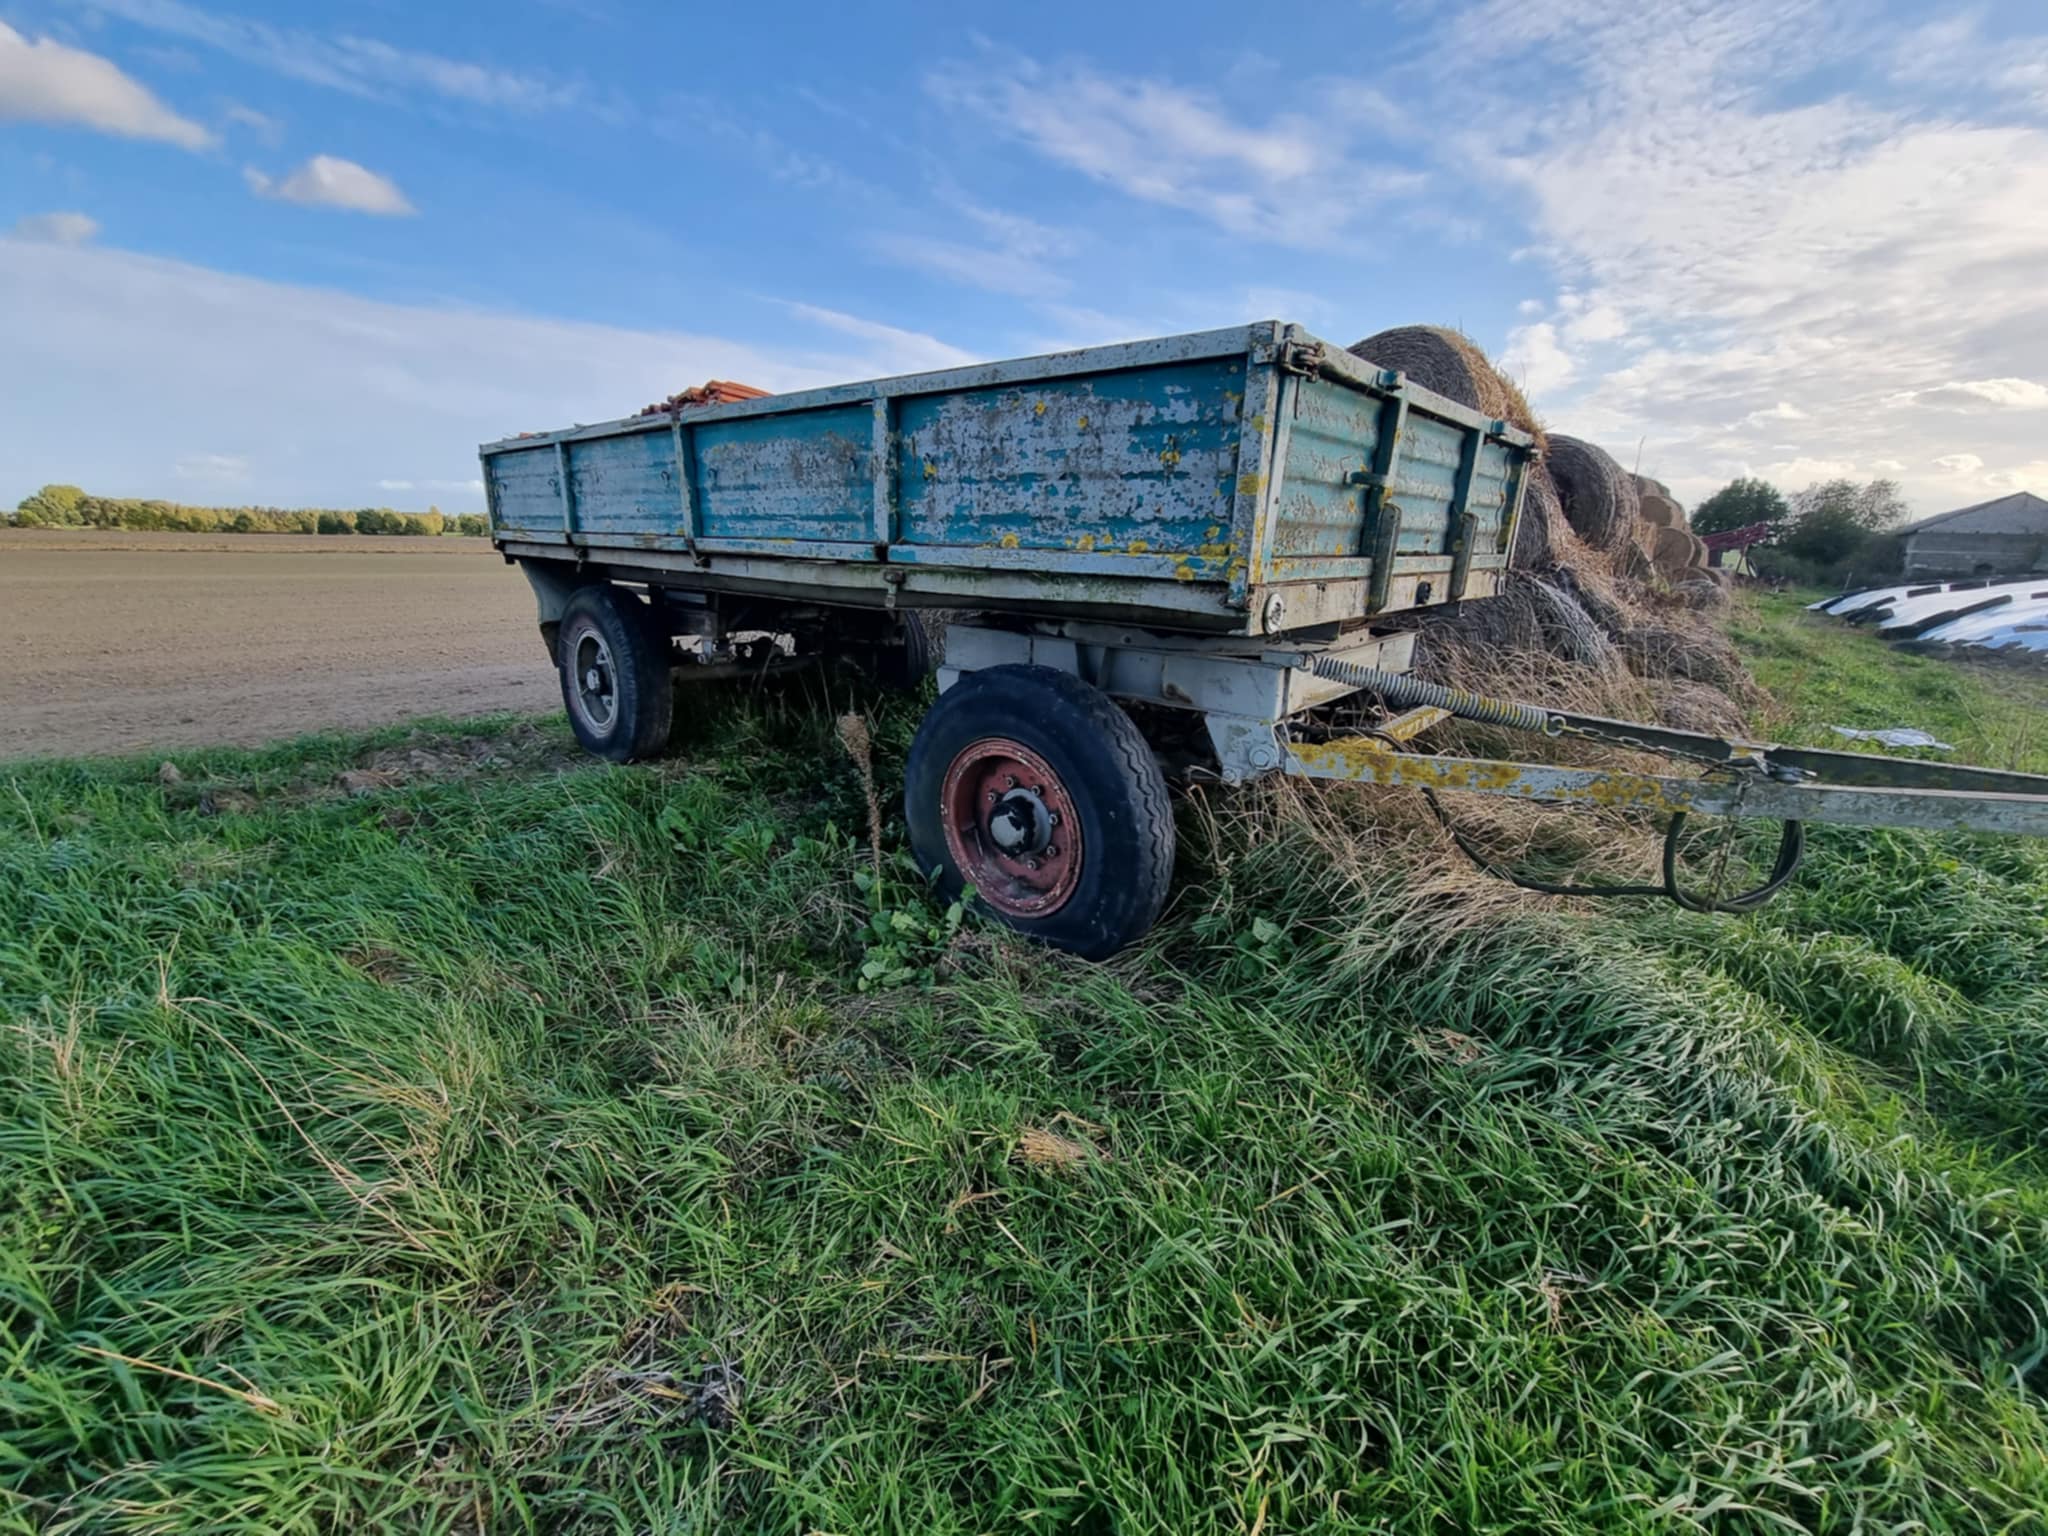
490, 444, 566, 542
1271, 376, 1519, 565
896, 357, 1245, 560
695, 404, 873, 543
568, 429, 679, 537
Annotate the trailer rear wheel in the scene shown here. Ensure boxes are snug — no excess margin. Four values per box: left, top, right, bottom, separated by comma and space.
556, 584, 673, 762
905, 665, 1174, 958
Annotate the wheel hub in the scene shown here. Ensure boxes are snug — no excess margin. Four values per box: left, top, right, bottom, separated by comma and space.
570, 629, 617, 731
940, 739, 1082, 917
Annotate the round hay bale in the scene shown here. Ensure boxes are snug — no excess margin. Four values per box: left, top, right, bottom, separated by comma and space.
1545, 436, 1639, 553
1510, 464, 1564, 572
1524, 576, 1618, 669
1347, 326, 1544, 448
1410, 579, 1546, 678
1683, 533, 1709, 570
1621, 622, 1755, 698
1553, 565, 1632, 641
1703, 567, 1733, 589
1648, 679, 1748, 736
1637, 492, 1681, 530
1617, 542, 1656, 584
1672, 577, 1730, 611
1651, 525, 1696, 579
1630, 473, 1673, 502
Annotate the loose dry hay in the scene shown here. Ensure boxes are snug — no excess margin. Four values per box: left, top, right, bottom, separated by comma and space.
1546, 435, 1641, 553
1619, 622, 1761, 703
1646, 677, 1750, 735
1015, 1123, 1103, 1172
1671, 577, 1731, 611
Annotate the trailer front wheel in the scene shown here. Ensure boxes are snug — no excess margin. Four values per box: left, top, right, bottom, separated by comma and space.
556, 585, 673, 762
905, 665, 1174, 959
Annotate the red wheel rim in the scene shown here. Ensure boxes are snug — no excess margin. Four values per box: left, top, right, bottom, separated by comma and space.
939, 738, 1083, 918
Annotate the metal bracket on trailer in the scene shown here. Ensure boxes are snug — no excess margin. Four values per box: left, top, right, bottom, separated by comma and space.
1281, 731, 2048, 838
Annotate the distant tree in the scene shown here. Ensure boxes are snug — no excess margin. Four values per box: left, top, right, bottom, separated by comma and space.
452, 513, 489, 537
1777, 478, 1907, 567
317, 510, 356, 535
1692, 477, 1789, 537
15, 484, 87, 526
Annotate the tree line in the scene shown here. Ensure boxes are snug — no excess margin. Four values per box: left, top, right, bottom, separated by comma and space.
9, 484, 489, 537
1689, 476, 1908, 584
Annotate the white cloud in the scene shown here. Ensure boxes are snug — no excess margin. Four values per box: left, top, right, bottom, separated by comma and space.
1499, 321, 1576, 398
0, 241, 977, 508
925, 51, 1423, 242
175, 452, 248, 480
1933, 453, 1984, 476
223, 102, 281, 141
871, 201, 1075, 300
1419, 0, 2048, 513
0, 20, 213, 148
780, 302, 979, 374
377, 479, 414, 491
1740, 401, 1809, 426
1986, 462, 2048, 494
1889, 378, 2048, 411
84, 0, 576, 111
245, 156, 415, 216
8, 212, 101, 245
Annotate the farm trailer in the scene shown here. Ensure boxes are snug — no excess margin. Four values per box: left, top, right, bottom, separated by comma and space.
483, 321, 2048, 957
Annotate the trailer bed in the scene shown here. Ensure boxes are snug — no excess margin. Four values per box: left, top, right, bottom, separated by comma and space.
483, 322, 1534, 636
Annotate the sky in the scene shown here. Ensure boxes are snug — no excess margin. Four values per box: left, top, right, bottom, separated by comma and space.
4, 0, 2048, 517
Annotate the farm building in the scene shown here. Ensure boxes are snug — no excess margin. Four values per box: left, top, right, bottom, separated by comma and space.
1900, 490, 2048, 577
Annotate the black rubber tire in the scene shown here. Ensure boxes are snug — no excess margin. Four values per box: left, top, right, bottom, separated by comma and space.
904, 665, 1174, 959
556, 584, 674, 762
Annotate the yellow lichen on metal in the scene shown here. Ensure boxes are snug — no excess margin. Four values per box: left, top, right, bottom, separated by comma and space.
1160, 445, 1182, 469
1033, 401, 1047, 417
1236, 473, 1265, 497
998, 532, 1021, 549
922, 459, 937, 480
1126, 539, 1150, 554
1074, 533, 1096, 552
1077, 415, 1090, 430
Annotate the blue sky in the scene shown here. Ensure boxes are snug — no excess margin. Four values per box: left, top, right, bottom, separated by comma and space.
4, 0, 2048, 514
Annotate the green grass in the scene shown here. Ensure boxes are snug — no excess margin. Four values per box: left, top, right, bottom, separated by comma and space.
3, 657, 2046, 1532
1730, 591, 2048, 773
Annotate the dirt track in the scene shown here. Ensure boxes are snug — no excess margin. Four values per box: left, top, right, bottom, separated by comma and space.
0, 530, 553, 759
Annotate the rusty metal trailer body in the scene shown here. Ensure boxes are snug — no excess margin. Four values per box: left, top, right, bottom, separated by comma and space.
485, 323, 2048, 957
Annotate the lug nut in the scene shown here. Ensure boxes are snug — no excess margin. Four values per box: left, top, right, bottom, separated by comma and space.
1004, 774, 1018, 789
1045, 844, 1059, 857
1024, 858, 1040, 870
